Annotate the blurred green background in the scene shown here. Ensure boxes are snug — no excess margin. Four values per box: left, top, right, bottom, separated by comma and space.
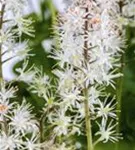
11, 0, 135, 149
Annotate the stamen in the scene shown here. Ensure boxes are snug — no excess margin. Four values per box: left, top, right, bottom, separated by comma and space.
0, 104, 8, 113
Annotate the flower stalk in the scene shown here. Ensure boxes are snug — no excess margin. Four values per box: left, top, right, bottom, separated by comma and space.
84, 87, 93, 150
116, 54, 124, 129
0, 2, 5, 126
83, 6, 93, 150
51, 0, 126, 148
0, 5, 10, 150
0, 1, 43, 149
116, 2, 125, 149
0, 3, 5, 81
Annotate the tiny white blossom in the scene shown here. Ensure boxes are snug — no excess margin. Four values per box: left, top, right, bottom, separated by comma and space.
49, 110, 71, 136
0, 132, 22, 150
59, 87, 84, 110
53, 67, 75, 90
0, 81, 17, 101
96, 95, 117, 119
14, 41, 34, 60
95, 119, 121, 143
29, 67, 50, 97
24, 133, 42, 150
16, 60, 35, 82
9, 99, 38, 135
12, 14, 34, 36
123, 1, 135, 18
102, 70, 123, 89
0, 82, 17, 120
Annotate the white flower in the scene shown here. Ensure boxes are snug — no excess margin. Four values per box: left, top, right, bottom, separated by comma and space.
1, 0, 34, 66
12, 14, 34, 36
53, 67, 75, 91
14, 41, 33, 60
9, 99, 38, 135
0, 29, 14, 45
42, 89, 56, 107
3, 41, 33, 63
123, 1, 135, 18
0, 132, 22, 150
96, 95, 117, 119
75, 103, 85, 119
24, 133, 42, 150
16, 60, 36, 82
82, 62, 103, 86
88, 85, 105, 103
87, 85, 106, 114
29, 67, 50, 97
0, 99, 13, 122
102, 69, 123, 88
0, 82, 17, 120
4, 0, 27, 14
60, 88, 84, 110
95, 119, 121, 143
49, 110, 71, 136
0, 81, 17, 101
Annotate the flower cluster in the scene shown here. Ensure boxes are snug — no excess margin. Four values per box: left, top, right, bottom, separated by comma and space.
1, 0, 135, 149
0, 0, 34, 65
0, 0, 43, 150
0, 82, 41, 150
51, 0, 126, 146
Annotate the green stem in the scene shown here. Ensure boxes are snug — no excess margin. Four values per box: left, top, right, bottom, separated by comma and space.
115, 1, 125, 150
84, 88, 93, 150
0, 5, 10, 150
83, 7, 93, 150
117, 54, 124, 121
0, 4, 5, 82
39, 112, 46, 142
39, 107, 50, 142
115, 53, 125, 150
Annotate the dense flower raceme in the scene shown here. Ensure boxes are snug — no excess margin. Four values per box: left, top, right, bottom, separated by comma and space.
0, 82, 42, 150
0, 0, 34, 64
16, 62, 77, 149
0, 0, 43, 150
50, 0, 130, 146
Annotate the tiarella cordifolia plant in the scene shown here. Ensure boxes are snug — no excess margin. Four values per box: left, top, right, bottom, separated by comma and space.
0, 0, 135, 150
50, 0, 127, 149
0, 0, 42, 149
